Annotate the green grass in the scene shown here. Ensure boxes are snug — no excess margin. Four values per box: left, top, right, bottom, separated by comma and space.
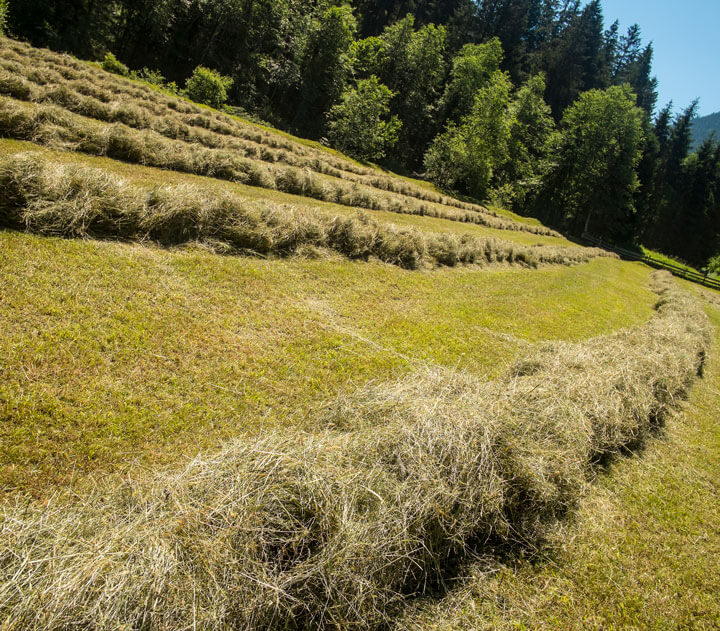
641, 245, 719, 279
400, 302, 720, 631
486, 203, 547, 227
2, 38, 564, 241
0, 38, 717, 630
0, 230, 655, 497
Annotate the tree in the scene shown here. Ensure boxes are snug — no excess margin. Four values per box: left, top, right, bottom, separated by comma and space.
425, 70, 512, 199
610, 24, 657, 115
641, 102, 698, 250
534, 0, 611, 118
496, 73, 555, 207
469, 0, 536, 84
439, 38, 504, 124
675, 139, 720, 264
293, 4, 357, 136
327, 76, 401, 160
708, 252, 720, 276
354, 15, 447, 168
101, 52, 129, 76
185, 66, 233, 109
536, 84, 645, 239
0, 0, 9, 36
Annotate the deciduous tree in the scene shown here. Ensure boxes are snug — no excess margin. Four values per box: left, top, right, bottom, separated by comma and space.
536, 84, 645, 239
327, 76, 401, 160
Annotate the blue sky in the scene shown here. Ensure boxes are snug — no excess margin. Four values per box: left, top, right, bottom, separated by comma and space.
600, 0, 720, 117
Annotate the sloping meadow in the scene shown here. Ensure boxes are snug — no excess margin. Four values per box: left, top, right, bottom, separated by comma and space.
0, 152, 605, 269
0, 272, 710, 630
0, 38, 559, 238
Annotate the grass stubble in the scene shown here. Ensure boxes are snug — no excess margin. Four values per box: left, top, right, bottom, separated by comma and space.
0, 35, 713, 631
398, 295, 720, 631
0, 272, 711, 629
0, 92, 558, 237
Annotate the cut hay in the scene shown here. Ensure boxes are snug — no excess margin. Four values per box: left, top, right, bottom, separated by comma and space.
0, 93, 556, 236
0, 153, 606, 270
0, 272, 710, 630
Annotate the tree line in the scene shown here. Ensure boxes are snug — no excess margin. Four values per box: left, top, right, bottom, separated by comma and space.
3, 0, 719, 267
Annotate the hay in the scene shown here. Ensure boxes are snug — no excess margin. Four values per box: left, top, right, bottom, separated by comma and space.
0, 153, 607, 270
0, 272, 710, 630
0, 92, 556, 236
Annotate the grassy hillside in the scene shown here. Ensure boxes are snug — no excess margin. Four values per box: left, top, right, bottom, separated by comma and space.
0, 38, 718, 630
0, 38, 559, 238
0, 231, 656, 497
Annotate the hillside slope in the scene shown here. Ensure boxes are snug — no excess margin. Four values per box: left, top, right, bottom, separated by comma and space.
691, 110, 720, 149
0, 38, 717, 631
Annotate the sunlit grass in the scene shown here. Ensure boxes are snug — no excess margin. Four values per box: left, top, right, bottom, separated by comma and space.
0, 230, 654, 496
399, 303, 720, 631
0, 139, 572, 247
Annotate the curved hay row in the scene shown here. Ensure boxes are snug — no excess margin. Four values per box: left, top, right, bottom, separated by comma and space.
0, 56, 460, 209
0, 273, 710, 630
0, 153, 604, 270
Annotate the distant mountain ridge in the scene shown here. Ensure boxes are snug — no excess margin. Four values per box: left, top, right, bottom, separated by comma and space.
691, 111, 720, 149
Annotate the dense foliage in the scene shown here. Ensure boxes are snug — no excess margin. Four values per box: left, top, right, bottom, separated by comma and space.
184, 66, 233, 109
327, 76, 401, 160
3, 0, 719, 264
535, 85, 645, 239
101, 52, 129, 76
0, 0, 8, 36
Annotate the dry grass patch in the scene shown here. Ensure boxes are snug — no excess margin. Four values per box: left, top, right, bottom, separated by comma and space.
0, 225, 655, 498
0, 138, 572, 247
0, 272, 709, 629
399, 302, 720, 631
0, 40, 502, 213
0, 93, 558, 236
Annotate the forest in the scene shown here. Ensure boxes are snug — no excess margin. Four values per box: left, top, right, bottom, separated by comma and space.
2, 0, 719, 267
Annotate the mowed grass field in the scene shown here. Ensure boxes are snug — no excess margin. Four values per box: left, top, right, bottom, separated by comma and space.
1, 37, 719, 631
0, 138, 571, 248
0, 229, 655, 497
400, 302, 720, 631
0, 40, 630, 497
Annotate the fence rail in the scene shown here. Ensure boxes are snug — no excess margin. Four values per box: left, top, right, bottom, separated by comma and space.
580, 233, 720, 291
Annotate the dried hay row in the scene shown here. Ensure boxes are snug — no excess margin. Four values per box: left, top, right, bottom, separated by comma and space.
0, 38, 531, 221
0, 272, 710, 630
0, 55, 489, 215
0, 95, 559, 237
0, 67, 436, 202
0, 153, 601, 270
1, 43, 405, 182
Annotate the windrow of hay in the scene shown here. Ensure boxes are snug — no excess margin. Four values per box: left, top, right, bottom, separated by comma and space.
0, 153, 603, 269
0, 91, 559, 238
0, 272, 710, 630
0, 38, 529, 224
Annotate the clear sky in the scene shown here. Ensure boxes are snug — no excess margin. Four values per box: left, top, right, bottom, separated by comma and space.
600, 0, 720, 117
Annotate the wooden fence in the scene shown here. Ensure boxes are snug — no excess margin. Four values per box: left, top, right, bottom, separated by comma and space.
580, 233, 720, 291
